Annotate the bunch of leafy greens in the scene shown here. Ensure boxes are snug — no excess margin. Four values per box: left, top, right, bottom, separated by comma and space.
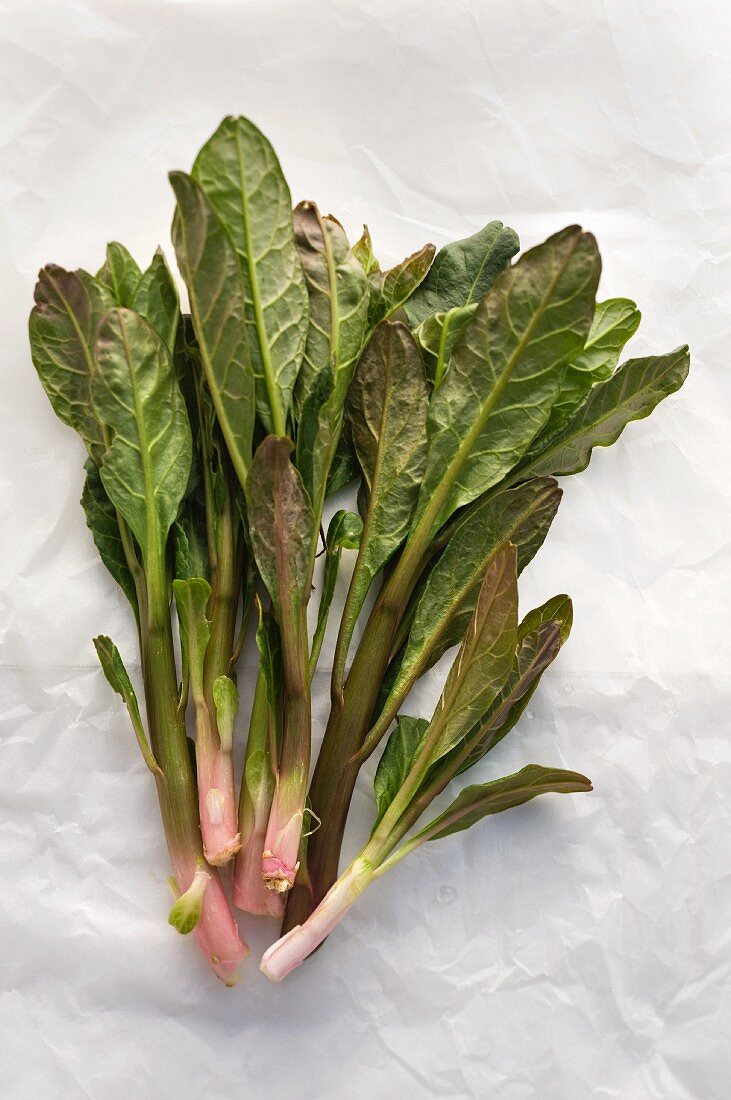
29, 117, 688, 985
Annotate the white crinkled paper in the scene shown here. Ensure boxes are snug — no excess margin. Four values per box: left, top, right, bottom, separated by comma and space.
1, 1, 729, 1097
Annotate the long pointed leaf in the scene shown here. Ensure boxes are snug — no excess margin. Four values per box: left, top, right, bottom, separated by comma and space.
97, 243, 142, 307
539, 297, 641, 440
92, 308, 192, 561
410, 764, 592, 844
170, 170, 255, 488
404, 220, 519, 326
370, 479, 560, 751
414, 226, 601, 534
373, 716, 429, 828
81, 459, 139, 611
292, 203, 369, 505
514, 346, 690, 480
93, 635, 161, 777
29, 265, 113, 460
246, 437, 314, 625
338, 322, 429, 665
425, 542, 518, 767
293, 203, 369, 414
191, 116, 308, 431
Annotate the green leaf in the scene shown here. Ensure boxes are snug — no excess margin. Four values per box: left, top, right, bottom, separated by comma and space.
433, 595, 573, 780
93, 635, 161, 777
327, 508, 363, 552
411, 764, 593, 844
29, 265, 113, 460
367, 243, 435, 326
540, 297, 641, 440
191, 115, 308, 432
292, 203, 370, 507
414, 227, 601, 534
413, 227, 602, 536
170, 170, 256, 489
292, 203, 369, 415
132, 248, 180, 354
97, 242, 142, 307
167, 863, 210, 934
371, 479, 561, 749
425, 542, 518, 767
310, 510, 363, 673
212, 675, 239, 752
453, 620, 563, 777
413, 303, 477, 388
571, 297, 641, 377
351, 225, 379, 275
373, 716, 429, 828
244, 747, 275, 811
92, 309, 193, 562
255, 600, 282, 731
404, 220, 519, 326
325, 426, 359, 496
81, 459, 139, 611
519, 593, 573, 643
246, 437, 314, 625
513, 346, 690, 481
173, 577, 211, 697
173, 501, 210, 583
337, 322, 429, 673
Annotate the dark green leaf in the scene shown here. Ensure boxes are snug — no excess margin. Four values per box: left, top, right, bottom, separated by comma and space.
191, 116, 308, 431
132, 248, 180, 354
170, 170, 256, 489
173, 500, 210, 583
425, 543, 518, 767
411, 764, 592, 844
373, 716, 429, 828
97, 242, 142, 307
340, 322, 429, 663
255, 600, 282, 726
370, 479, 561, 752
540, 297, 641, 441
404, 221, 519, 326
173, 577, 211, 696
325, 427, 360, 496
29, 265, 113, 460
81, 459, 139, 611
310, 510, 363, 673
413, 303, 477, 387
453, 620, 563, 776
92, 308, 192, 561
93, 635, 161, 776
414, 227, 601, 535
432, 595, 573, 781
513, 346, 690, 480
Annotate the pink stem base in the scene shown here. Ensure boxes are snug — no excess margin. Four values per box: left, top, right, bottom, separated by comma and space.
173, 854, 248, 985
233, 831, 285, 918
260, 858, 371, 981
199, 748, 241, 867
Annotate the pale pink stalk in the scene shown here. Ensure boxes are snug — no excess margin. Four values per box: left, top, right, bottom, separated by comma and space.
195, 698, 241, 866
260, 857, 372, 981
233, 827, 285, 917
171, 853, 248, 985
261, 767, 307, 892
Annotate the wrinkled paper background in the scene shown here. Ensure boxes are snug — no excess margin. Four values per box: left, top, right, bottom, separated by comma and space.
1, 1, 729, 1097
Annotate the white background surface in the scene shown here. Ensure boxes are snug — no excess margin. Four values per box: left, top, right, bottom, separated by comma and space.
1, 1, 729, 1097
